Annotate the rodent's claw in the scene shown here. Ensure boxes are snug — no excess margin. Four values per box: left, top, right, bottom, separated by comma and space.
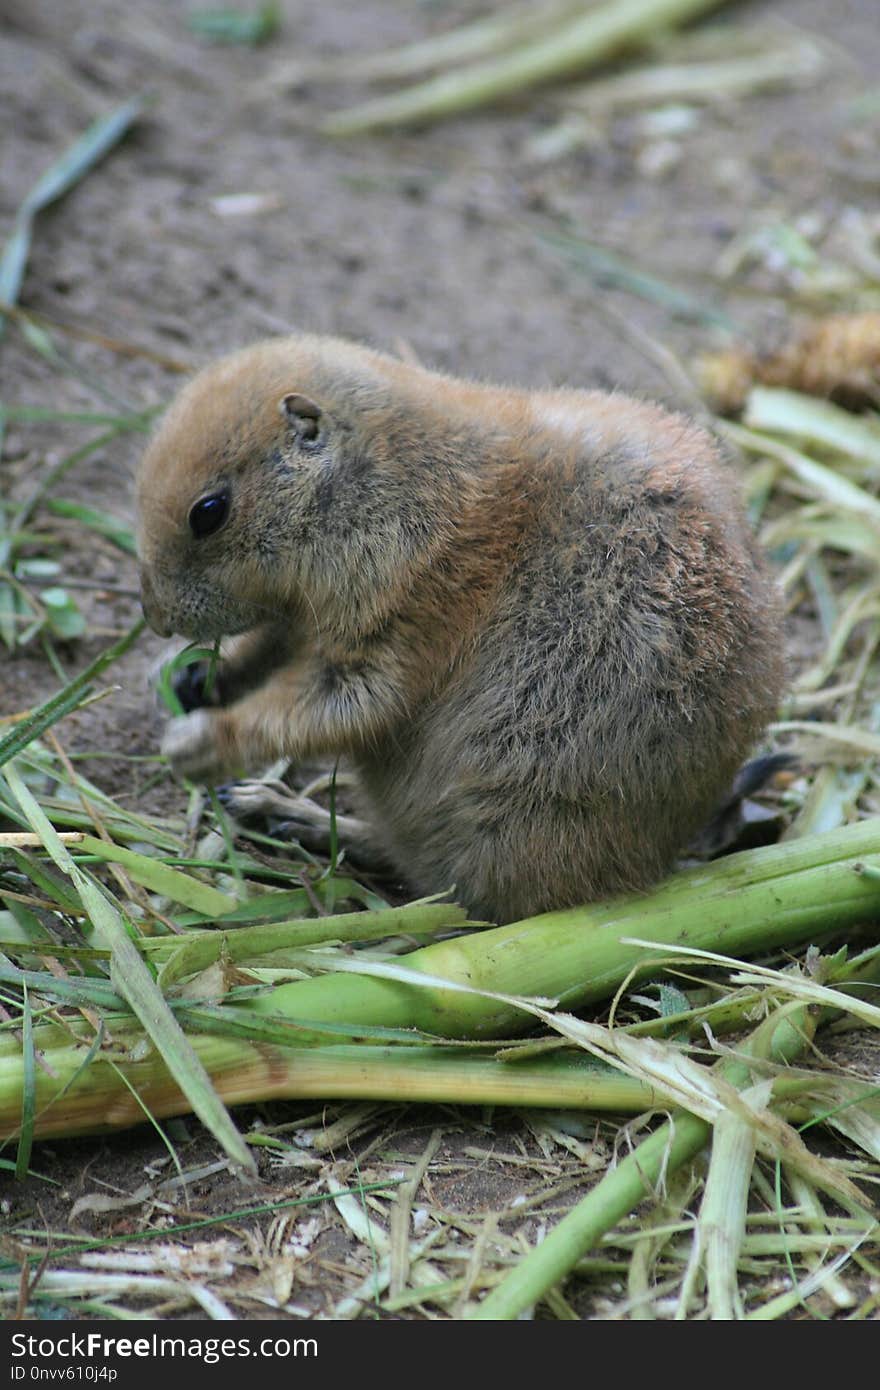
162, 710, 229, 784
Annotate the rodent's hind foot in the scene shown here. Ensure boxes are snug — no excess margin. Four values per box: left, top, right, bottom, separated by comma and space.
218, 777, 376, 865
216, 777, 300, 820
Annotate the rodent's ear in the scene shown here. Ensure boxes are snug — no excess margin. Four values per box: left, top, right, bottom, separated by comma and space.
279, 392, 322, 444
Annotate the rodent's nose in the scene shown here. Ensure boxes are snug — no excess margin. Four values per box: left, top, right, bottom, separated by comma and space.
139, 569, 173, 639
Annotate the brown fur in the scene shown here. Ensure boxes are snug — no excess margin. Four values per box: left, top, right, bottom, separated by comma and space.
136, 334, 784, 923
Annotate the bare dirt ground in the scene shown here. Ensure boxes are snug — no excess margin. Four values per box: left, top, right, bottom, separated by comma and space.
2, 0, 879, 1320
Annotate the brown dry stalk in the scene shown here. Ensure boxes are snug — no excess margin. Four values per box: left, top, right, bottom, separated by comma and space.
696, 312, 880, 414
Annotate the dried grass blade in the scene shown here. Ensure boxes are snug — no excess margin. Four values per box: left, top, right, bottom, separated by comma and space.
468, 1005, 820, 1319
801, 1083, 880, 1164
744, 387, 880, 471
271, 1, 581, 90
723, 420, 880, 526
569, 35, 825, 111
771, 719, 880, 761
622, 940, 880, 1029
322, 0, 732, 134
761, 514, 878, 567
784, 1174, 859, 1312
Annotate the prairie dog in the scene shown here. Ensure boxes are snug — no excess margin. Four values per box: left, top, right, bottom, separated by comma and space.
136, 334, 783, 923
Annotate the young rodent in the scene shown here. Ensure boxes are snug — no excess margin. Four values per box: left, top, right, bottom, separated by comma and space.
136, 334, 783, 924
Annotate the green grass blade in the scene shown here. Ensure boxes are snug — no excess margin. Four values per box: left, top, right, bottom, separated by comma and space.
157, 901, 470, 987
11, 425, 151, 547
0, 223, 30, 310
13, 984, 35, 1180
20, 98, 147, 218
188, 3, 280, 44
1, 849, 83, 916
76, 835, 236, 917
43, 500, 136, 554
2, 762, 255, 1176
0, 98, 146, 342
0, 406, 152, 427
539, 229, 736, 330
173, 879, 389, 926
0, 963, 124, 1013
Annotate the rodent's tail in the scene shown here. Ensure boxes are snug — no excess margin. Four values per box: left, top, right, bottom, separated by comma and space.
689, 752, 795, 859
727, 752, 795, 805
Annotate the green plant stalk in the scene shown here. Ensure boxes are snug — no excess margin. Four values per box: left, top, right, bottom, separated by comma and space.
626, 1169, 699, 1319
0, 1031, 655, 1141
323, 1, 584, 84
700, 1104, 757, 1319
323, 0, 731, 134
468, 1007, 817, 1319
3, 821, 879, 1142
784, 1172, 858, 1312
244, 823, 880, 1038
566, 39, 825, 112
14, 986, 34, 1180
153, 901, 473, 986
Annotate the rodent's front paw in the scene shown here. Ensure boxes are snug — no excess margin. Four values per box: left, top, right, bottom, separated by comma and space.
172, 659, 220, 713
161, 711, 235, 784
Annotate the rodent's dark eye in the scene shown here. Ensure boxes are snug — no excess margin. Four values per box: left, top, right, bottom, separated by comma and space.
188, 489, 230, 539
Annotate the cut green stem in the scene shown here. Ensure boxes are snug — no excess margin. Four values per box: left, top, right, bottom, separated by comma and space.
323, 0, 732, 134
468, 1005, 820, 1319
